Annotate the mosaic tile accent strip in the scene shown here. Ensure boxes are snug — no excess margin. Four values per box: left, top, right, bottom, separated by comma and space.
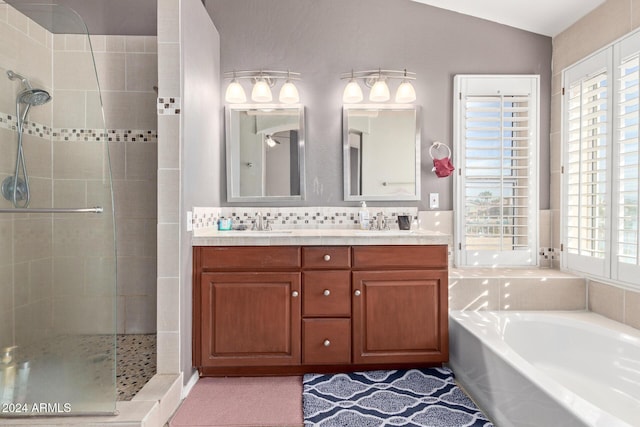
192, 207, 222, 229
0, 111, 51, 137
192, 206, 419, 232
54, 128, 158, 143
157, 96, 181, 115
0, 111, 157, 143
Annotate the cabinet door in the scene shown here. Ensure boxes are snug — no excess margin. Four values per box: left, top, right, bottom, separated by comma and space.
352, 270, 448, 364
200, 272, 301, 367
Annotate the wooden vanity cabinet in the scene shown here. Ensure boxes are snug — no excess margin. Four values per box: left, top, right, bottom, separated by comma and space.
193, 247, 301, 368
193, 244, 448, 375
351, 246, 449, 365
301, 246, 352, 365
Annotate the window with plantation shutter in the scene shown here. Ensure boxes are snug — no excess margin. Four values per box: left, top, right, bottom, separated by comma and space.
616, 55, 639, 274
562, 29, 640, 287
563, 55, 609, 277
454, 75, 539, 267
614, 32, 640, 284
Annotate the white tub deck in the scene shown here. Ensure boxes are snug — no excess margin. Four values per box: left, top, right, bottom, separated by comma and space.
449, 310, 640, 427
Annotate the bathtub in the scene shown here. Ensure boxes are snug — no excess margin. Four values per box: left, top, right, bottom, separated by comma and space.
449, 311, 640, 427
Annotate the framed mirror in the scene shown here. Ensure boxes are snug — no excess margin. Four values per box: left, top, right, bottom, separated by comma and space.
343, 104, 421, 201
226, 104, 305, 202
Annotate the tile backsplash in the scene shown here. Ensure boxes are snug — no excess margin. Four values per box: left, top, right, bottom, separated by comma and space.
192, 206, 419, 234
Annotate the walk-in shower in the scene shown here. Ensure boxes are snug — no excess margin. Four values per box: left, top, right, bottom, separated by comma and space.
0, 1, 117, 417
2, 70, 52, 208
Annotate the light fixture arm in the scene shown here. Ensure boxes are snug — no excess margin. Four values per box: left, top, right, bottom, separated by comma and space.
339, 69, 416, 83
224, 70, 301, 82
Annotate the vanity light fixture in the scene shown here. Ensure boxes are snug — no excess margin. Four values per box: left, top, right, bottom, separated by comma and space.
369, 77, 391, 102
279, 72, 300, 104
251, 78, 273, 102
343, 70, 364, 103
395, 70, 417, 103
341, 69, 416, 103
225, 74, 247, 103
224, 70, 301, 104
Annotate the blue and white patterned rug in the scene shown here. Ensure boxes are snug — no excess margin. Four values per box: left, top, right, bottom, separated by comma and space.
303, 367, 494, 427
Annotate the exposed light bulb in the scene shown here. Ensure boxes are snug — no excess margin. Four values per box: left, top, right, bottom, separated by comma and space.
369, 79, 390, 102
395, 80, 416, 103
343, 80, 363, 103
225, 79, 246, 103
251, 79, 272, 102
279, 81, 299, 104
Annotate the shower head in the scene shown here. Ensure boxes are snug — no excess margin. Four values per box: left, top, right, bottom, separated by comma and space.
7, 70, 51, 106
18, 88, 51, 106
7, 70, 33, 90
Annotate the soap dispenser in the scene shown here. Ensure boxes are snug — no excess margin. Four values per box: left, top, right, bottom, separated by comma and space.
358, 201, 370, 230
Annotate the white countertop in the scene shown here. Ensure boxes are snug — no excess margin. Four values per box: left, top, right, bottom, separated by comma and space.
192, 228, 451, 246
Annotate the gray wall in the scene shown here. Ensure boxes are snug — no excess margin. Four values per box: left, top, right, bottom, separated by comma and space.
180, 0, 221, 384
207, 0, 552, 210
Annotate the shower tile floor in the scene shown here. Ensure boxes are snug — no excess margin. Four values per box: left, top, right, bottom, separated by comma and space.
117, 334, 157, 401
11, 333, 156, 408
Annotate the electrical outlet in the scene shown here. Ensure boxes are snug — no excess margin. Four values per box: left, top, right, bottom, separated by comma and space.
429, 193, 439, 209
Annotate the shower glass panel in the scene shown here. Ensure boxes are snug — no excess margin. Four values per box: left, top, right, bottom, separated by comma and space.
0, 1, 116, 416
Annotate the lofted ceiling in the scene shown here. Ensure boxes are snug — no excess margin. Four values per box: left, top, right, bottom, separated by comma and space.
410, 0, 606, 37
7, 0, 606, 37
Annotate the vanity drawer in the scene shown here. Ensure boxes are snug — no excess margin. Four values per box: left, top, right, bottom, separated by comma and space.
198, 246, 301, 270
302, 246, 351, 269
302, 319, 351, 365
302, 271, 351, 317
352, 245, 447, 269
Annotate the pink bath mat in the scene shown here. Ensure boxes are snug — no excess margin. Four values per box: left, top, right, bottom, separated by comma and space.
169, 376, 303, 427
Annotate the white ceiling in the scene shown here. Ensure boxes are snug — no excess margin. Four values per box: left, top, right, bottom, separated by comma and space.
410, 0, 606, 37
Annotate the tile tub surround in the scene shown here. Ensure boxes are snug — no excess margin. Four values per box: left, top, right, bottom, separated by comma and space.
588, 279, 640, 331
449, 268, 587, 311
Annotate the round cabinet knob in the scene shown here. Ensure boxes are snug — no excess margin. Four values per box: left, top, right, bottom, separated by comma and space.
323, 254, 331, 262
323, 339, 331, 347
354, 290, 361, 296
291, 291, 299, 298
323, 289, 331, 296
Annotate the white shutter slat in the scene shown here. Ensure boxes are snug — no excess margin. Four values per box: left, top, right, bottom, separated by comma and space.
462, 93, 532, 254
617, 54, 640, 267
565, 67, 609, 261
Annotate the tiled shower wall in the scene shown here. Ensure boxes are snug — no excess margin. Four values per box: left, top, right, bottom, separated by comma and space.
60, 33, 158, 334
86, 34, 159, 334
0, 3, 54, 350
0, 1, 158, 346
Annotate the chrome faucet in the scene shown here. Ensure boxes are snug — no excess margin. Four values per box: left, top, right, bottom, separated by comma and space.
370, 212, 389, 231
252, 212, 271, 231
